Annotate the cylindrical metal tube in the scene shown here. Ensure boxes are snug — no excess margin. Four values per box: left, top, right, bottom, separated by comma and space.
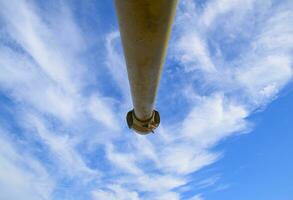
115, 0, 177, 133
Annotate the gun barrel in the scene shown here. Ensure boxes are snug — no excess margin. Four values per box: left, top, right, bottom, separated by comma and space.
114, 0, 177, 134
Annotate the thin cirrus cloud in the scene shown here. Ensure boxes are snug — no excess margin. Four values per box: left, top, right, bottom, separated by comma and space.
0, 0, 292, 200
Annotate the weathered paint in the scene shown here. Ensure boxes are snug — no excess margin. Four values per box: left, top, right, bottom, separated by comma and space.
114, 0, 177, 133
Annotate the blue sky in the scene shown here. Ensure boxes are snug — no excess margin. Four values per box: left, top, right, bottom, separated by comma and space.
0, 0, 292, 200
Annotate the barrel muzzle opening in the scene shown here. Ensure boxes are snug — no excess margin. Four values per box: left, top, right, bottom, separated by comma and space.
126, 109, 160, 134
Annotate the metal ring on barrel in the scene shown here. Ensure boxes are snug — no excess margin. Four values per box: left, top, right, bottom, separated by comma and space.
126, 109, 160, 134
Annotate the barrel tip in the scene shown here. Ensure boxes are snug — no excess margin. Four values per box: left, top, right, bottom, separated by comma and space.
126, 109, 160, 135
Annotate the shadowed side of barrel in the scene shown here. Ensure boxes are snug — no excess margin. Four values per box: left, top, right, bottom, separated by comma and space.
114, 0, 177, 134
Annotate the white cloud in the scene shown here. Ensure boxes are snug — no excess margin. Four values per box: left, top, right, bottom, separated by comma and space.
0, 132, 54, 200
105, 143, 143, 175
175, 33, 215, 72
26, 114, 98, 178
200, 0, 255, 28
236, 55, 292, 104
125, 174, 186, 193
172, 2, 215, 73
87, 95, 120, 131
105, 31, 130, 98
181, 94, 248, 146
189, 194, 204, 200
92, 185, 139, 200
0, 0, 292, 199
159, 143, 219, 174
152, 192, 180, 200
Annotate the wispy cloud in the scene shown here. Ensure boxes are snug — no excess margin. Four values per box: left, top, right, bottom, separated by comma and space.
0, 131, 54, 200
0, 0, 292, 199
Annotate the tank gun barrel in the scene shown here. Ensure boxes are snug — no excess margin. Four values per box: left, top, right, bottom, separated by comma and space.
114, 0, 177, 134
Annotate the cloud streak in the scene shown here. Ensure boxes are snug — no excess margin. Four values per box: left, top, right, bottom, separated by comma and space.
0, 0, 292, 199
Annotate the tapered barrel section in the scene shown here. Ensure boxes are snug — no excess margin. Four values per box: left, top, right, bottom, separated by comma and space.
114, 0, 177, 134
